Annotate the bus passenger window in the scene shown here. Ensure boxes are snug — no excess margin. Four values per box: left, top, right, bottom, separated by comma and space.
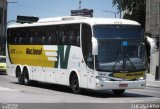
58, 31, 64, 45
30, 37, 34, 44
48, 36, 52, 44
19, 37, 23, 44
45, 32, 50, 45
8, 30, 15, 44
42, 37, 46, 44
53, 34, 57, 44
15, 33, 20, 44
45, 36, 48, 45
49, 36, 56, 45
37, 36, 42, 44
69, 31, 76, 45
77, 36, 80, 46
14, 37, 18, 44
62, 31, 68, 45
62, 35, 67, 45
25, 33, 30, 44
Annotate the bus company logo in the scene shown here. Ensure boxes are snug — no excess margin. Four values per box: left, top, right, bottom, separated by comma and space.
55, 45, 71, 69
10, 49, 16, 54
43, 45, 71, 69
126, 72, 144, 77
26, 48, 42, 55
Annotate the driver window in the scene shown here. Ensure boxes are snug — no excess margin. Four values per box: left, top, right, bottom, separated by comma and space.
82, 24, 93, 69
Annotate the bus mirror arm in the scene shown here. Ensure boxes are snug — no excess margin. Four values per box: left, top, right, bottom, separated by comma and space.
92, 37, 98, 55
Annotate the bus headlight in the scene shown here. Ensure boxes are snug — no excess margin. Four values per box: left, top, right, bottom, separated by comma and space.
137, 77, 144, 80
96, 76, 110, 81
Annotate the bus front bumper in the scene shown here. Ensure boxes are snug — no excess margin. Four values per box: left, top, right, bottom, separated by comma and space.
95, 80, 146, 90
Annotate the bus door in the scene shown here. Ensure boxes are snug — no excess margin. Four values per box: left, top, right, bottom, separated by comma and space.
81, 24, 94, 88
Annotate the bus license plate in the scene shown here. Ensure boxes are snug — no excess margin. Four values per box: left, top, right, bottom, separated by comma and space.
119, 84, 128, 87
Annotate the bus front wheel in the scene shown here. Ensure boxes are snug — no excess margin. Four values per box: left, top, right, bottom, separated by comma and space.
71, 75, 81, 94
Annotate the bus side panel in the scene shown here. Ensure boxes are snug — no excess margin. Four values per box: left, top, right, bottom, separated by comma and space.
53, 46, 81, 86
31, 66, 44, 82
6, 43, 16, 77
6, 44, 89, 88
67, 46, 88, 88
45, 67, 56, 83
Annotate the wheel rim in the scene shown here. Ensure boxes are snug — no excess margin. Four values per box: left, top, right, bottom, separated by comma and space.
18, 73, 21, 82
72, 76, 80, 93
73, 79, 79, 91
24, 76, 28, 85
23, 70, 29, 85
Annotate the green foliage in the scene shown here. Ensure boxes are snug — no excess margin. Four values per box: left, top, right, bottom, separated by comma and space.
112, 0, 146, 28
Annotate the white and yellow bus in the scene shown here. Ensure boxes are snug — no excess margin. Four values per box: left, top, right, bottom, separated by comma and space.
6, 16, 147, 95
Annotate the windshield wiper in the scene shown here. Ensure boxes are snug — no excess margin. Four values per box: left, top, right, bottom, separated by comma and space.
112, 51, 137, 71
124, 54, 137, 70
112, 51, 123, 71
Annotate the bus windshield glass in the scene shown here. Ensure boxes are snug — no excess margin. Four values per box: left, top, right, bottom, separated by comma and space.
94, 25, 142, 39
93, 25, 147, 72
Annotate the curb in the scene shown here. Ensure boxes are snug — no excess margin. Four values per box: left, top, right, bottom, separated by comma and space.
146, 81, 160, 88
146, 85, 160, 88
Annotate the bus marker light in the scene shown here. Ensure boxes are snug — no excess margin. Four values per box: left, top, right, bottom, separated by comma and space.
96, 83, 101, 87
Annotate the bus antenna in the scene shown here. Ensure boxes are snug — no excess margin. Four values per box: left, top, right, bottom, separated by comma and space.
79, 0, 82, 9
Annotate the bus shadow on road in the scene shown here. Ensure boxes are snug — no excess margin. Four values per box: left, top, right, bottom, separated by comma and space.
80, 90, 154, 98
0, 72, 7, 75
11, 81, 154, 98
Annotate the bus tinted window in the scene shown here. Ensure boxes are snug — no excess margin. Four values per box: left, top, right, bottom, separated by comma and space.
94, 25, 142, 39
7, 24, 80, 46
82, 24, 93, 69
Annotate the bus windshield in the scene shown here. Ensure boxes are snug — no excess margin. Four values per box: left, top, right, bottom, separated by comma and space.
93, 25, 147, 72
94, 25, 142, 39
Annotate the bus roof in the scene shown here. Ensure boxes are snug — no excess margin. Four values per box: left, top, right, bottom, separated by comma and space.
8, 16, 141, 28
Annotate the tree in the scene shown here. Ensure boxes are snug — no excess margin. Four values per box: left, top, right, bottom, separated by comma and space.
112, 0, 146, 28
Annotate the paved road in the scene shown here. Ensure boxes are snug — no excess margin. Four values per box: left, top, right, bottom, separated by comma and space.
0, 74, 160, 109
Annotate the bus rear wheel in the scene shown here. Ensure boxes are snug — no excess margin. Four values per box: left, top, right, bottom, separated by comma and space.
112, 89, 125, 96
23, 69, 30, 86
17, 72, 24, 85
71, 75, 81, 94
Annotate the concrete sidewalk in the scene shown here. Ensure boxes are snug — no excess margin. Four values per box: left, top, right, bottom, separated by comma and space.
146, 73, 160, 88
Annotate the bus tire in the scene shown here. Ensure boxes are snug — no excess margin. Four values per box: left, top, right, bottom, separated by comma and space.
112, 89, 125, 96
23, 68, 30, 86
17, 68, 24, 85
71, 74, 81, 94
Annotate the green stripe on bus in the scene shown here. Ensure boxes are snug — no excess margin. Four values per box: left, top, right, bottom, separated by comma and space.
55, 45, 71, 69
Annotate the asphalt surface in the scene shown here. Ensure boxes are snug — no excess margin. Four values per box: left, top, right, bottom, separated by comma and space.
0, 74, 160, 109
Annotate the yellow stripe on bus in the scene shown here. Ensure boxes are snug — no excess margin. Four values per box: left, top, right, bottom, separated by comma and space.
9, 45, 56, 68
113, 72, 144, 80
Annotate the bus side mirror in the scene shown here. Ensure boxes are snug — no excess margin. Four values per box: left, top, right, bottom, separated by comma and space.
92, 37, 98, 55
